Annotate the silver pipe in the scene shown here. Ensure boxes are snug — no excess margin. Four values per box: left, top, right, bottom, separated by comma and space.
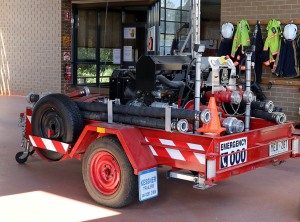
194, 54, 202, 130
193, 0, 201, 131
245, 52, 252, 131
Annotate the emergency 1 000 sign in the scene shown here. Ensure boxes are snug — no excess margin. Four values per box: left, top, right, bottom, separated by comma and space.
220, 137, 247, 169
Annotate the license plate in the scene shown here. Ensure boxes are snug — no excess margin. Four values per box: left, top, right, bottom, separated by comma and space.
269, 140, 288, 156
138, 167, 158, 201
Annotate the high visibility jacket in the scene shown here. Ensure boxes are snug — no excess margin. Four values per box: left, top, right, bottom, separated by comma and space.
262, 19, 281, 67
230, 20, 250, 69
231, 20, 250, 58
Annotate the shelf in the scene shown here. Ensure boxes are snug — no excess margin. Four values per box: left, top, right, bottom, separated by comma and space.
231, 19, 300, 26
260, 78, 300, 86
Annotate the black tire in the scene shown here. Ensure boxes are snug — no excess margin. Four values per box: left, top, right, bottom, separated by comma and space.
15, 152, 28, 164
82, 136, 138, 208
31, 94, 84, 161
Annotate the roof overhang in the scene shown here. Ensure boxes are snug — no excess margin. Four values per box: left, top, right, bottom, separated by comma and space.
72, 0, 157, 6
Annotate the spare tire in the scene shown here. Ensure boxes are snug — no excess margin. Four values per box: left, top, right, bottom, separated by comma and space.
31, 94, 84, 161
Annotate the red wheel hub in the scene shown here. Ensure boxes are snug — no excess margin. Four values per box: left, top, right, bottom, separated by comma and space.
90, 151, 121, 195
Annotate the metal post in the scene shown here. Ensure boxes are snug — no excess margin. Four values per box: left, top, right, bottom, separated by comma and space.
108, 100, 113, 123
192, 0, 201, 58
193, 0, 202, 131
165, 106, 171, 132
194, 54, 202, 131
244, 51, 252, 131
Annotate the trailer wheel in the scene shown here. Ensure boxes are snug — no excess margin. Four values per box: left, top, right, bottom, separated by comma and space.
82, 136, 137, 208
32, 94, 84, 161
15, 152, 28, 164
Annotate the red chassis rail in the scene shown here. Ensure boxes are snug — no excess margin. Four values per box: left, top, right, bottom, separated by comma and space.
24, 107, 299, 185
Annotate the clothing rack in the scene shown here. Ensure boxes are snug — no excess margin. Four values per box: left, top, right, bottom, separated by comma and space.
228, 19, 300, 86
231, 19, 300, 26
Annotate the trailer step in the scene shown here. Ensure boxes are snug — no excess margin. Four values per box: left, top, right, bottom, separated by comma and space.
166, 170, 215, 190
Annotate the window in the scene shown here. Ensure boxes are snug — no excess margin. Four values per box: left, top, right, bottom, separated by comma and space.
74, 9, 121, 86
160, 0, 190, 55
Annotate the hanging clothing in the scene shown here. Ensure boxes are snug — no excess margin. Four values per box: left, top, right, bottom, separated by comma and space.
230, 20, 251, 69
262, 19, 281, 69
297, 34, 300, 68
251, 21, 264, 83
274, 37, 299, 77
217, 38, 233, 57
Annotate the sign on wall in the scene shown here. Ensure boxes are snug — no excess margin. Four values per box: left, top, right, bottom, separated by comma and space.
63, 52, 71, 61
124, 27, 136, 39
147, 26, 156, 51
113, 49, 121, 64
63, 36, 71, 48
123, 46, 133, 62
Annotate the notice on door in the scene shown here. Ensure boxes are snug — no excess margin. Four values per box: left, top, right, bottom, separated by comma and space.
123, 46, 133, 62
113, 49, 121, 64
124, 27, 136, 39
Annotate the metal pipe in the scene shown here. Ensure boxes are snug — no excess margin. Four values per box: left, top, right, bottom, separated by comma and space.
222, 117, 245, 134
244, 51, 252, 131
192, 0, 201, 58
192, 0, 202, 131
67, 86, 90, 98
194, 54, 202, 128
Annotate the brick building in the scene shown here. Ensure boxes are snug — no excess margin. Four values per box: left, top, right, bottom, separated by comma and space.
0, 0, 299, 122
221, 0, 300, 122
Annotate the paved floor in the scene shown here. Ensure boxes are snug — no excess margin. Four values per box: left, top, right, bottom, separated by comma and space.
1, 95, 300, 222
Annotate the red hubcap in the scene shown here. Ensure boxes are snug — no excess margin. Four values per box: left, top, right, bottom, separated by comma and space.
90, 151, 121, 195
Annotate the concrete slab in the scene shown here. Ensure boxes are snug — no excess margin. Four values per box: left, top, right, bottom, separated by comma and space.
0, 96, 300, 222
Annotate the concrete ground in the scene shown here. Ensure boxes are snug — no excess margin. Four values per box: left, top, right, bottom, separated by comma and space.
0, 95, 300, 222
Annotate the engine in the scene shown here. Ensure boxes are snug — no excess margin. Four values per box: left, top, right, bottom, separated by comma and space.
110, 55, 192, 108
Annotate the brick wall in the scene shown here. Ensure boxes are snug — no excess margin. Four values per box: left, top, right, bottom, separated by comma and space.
61, 0, 72, 93
221, 0, 300, 21
221, 0, 300, 122
0, 0, 68, 95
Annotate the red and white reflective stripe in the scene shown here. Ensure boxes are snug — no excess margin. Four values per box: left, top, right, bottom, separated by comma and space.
29, 135, 69, 154
145, 137, 206, 165
145, 138, 158, 156
27, 116, 32, 123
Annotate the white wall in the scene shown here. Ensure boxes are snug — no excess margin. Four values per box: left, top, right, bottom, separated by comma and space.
0, 0, 61, 95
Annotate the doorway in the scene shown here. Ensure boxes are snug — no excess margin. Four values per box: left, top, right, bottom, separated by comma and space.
72, 7, 147, 86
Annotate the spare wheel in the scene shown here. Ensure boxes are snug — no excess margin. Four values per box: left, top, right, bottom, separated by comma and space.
31, 94, 84, 161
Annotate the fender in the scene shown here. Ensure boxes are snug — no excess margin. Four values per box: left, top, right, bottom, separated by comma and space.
70, 122, 158, 174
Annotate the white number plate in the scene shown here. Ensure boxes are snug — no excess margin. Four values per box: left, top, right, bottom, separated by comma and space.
138, 168, 158, 201
269, 140, 288, 156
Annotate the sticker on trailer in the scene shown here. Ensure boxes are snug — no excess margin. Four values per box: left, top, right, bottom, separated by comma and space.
220, 137, 247, 169
138, 167, 158, 201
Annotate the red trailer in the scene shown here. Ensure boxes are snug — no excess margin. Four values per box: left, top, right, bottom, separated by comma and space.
16, 59, 300, 207
14, 0, 300, 208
